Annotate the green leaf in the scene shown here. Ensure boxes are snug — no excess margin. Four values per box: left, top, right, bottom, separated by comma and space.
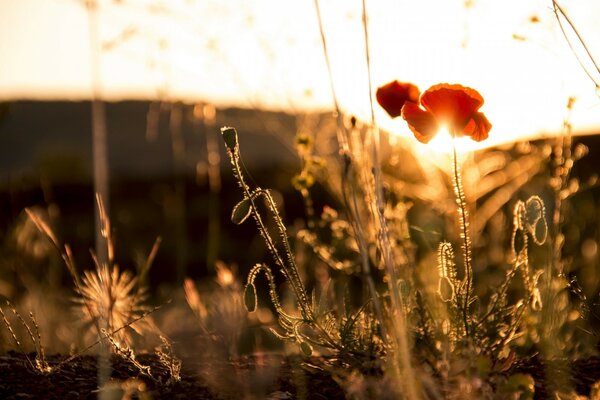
221, 126, 238, 152
244, 283, 257, 312
300, 341, 313, 356
231, 198, 252, 225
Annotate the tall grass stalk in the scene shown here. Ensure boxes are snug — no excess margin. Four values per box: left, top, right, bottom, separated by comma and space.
313, 0, 388, 343
313, 0, 350, 155
552, 0, 600, 89
536, 97, 579, 394
197, 104, 221, 270
550, 97, 576, 280
85, 0, 112, 388
360, 1, 418, 398
168, 104, 189, 283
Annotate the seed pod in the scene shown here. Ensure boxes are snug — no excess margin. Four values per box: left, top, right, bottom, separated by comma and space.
438, 276, 455, 302
231, 197, 252, 225
300, 341, 313, 356
244, 283, 257, 312
221, 126, 238, 153
531, 218, 548, 245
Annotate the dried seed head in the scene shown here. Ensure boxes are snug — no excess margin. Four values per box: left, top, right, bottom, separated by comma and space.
75, 264, 147, 346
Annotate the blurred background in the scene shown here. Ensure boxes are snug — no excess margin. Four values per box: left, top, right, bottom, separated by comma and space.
0, 0, 599, 348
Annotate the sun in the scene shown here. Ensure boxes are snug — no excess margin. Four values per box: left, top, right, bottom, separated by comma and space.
403, 126, 472, 174
425, 126, 484, 154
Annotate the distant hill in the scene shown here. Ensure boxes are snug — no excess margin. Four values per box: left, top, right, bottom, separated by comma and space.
0, 101, 335, 285
0, 100, 308, 184
0, 100, 598, 287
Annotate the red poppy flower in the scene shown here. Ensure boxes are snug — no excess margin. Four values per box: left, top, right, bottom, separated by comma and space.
400, 83, 491, 144
376, 81, 420, 118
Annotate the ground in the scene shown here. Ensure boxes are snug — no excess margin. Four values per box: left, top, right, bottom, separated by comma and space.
0, 352, 345, 399
3, 351, 600, 399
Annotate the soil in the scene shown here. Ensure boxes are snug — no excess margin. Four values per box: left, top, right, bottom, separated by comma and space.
0, 352, 345, 400
2, 351, 600, 399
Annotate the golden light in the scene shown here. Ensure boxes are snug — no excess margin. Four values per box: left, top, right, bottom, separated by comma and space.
410, 126, 476, 165
0, 0, 598, 147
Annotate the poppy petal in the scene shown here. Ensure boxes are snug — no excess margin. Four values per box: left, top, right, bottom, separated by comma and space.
401, 102, 439, 143
420, 84, 484, 133
463, 112, 491, 141
376, 81, 420, 118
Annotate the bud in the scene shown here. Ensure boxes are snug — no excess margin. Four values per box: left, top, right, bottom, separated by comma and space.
221, 126, 238, 153
231, 197, 252, 225
244, 283, 257, 312
300, 341, 313, 356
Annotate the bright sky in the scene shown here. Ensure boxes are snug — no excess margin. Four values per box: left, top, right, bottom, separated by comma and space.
1, 0, 599, 149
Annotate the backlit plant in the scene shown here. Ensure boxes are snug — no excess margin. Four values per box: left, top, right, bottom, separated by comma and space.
221, 126, 382, 358
220, 74, 594, 398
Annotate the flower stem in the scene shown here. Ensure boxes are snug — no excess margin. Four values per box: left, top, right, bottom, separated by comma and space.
451, 133, 473, 338
228, 145, 313, 320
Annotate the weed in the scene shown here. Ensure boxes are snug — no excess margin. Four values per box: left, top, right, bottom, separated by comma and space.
222, 126, 381, 360
76, 263, 148, 347
103, 328, 154, 380
221, 77, 595, 398
0, 301, 52, 374
155, 335, 181, 384
16, 194, 184, 388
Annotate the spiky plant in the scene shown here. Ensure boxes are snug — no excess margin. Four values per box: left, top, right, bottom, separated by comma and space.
75, 262, 148, 347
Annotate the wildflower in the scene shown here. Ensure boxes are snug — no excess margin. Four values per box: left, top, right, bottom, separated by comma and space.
400, 83, 491, 143
376, 80, 420, 118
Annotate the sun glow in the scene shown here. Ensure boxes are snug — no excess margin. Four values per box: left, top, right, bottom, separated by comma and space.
428, 127, 454, 153
412, 125, 478, 158
0, 0, 598, 147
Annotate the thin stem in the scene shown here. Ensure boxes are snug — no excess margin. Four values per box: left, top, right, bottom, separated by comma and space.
360, 2, 417, 397
451, 134, 472, 337
54, 303, 164, 371
230, 150, 312, 320
86, 1, 111, 386
0, 304, 36, 371
247, 264, 296, 321
313, 0, 350, 154
262, 190, 310, 306
550, 98, 575, 282
552, 0, 600, 89
341, 165, 387, 341
475, 263, 521, 328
